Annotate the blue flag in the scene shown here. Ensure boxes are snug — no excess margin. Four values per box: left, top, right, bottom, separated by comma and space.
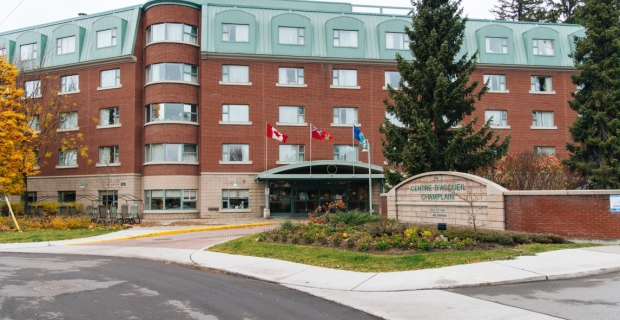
353, 126, 366, 148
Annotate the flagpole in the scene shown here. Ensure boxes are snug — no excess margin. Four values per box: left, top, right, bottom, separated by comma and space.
265, 122, 268, 173
309, 124, 312, 177
352, 125, 355, 178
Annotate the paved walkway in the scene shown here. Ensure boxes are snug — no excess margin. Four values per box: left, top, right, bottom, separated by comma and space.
1, 225, 619, 319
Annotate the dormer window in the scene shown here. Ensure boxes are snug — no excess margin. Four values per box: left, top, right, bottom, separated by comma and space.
222, 24, 249, 42
279, 27, 305, 45
533, 39, 554, 55
97, 29, 117, 48
20, 43, 37, 61
386, 32, 409, 50
333, 30, 358, 47
486, 37, 507, 54
57, 36, 75, 55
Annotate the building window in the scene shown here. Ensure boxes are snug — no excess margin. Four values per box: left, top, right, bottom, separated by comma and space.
98, 146, 119, 165
60, 75, 79, 93
334, 145, 358, 161
145, 144, 198, 163
333, 107, 358, 125
59, 112, 78, 130
146, 103, 197, 123
146, 63, 198, 83
98, 190, 118, 207
484, 75, 506, 91
58, 149, 77, 167
332, 69, 357, 87
28, 116, 40, 132
222, 189, 249, 210
532, 111, 555, 127
534, 146, 556, 156
147, 23, 198, 44
0, 48, 5, 57
222, 65, 249, 83
279, 106, 305, 124
20, 43, 37, 61
100, 107, 120, 126
278, 67, 304, 85
386, 32, 409, 50
97, 28, 117, 48
386, 111, 404, 127
100, 69, 120, 88
533, 39, 554, 55
222, 105, 249, 123
24, 80, 41, 98
279, 27, 305, 45
57, 36, 75, 55
486, 37, 508, 54
485, 110, 508, 127
531, 76, 553, 92
222, 144, 249, 162
385, 71, 402, 88
279, 145, 305, 162
222, 24, 249, 42
333, 30, 358, 47
144, 190, 197, 210
26, 191, 37, 203
58, 191, 76, 202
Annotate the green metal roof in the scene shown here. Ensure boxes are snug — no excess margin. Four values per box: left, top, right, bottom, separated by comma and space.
0, 0, 585, 68
256, 160, 385, 181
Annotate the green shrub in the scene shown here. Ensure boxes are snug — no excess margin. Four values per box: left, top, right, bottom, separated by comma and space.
365, 219, 407, 236
270, 232, 280, 242
433, 238, 452, 249
332, 234, 343, 247
462, 238, 477, 247
404, 227, 418, 238
279, 220, 297, 231
303, 232, 315, 244
328, 211, 381, 226
375, 240, 390, 250
357, 236, 372, 251
257, 233, 267, 242
417, 238, 432, 251
291, 234, 301, 244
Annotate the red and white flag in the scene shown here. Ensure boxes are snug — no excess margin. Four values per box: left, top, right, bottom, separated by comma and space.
266, 123, 288, 143
311, 124, 334, 141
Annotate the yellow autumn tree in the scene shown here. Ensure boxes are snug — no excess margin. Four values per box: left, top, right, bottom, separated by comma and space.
0, 56, 38, 195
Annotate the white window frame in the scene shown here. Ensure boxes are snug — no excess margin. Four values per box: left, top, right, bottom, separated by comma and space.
332, 107, 358, 126
333, 30, 358, 47
331, 69, 358, 88
59, 111, 78, 131
221, 144, 250, 164
278, 27, 305, 45
147, 23, 198, 44
384, 71, 402, 89
145, 103, 197, 123
531, 111, 556, 129
484, 74, 507, 92
485, 110, 509, 128
58, 149, 77, 167
386, 111, 404, 127
144, 144, 198, 163
385, 32, 409, 50
278, 145, 305, 163
0, 48, 5, 57
24, 80, 41, 98
98, 146, 120, 165
221, 189, 250, 210
534, 146, 556, 156
277, 67, 305, 86
334, 145, 358, 162
533, 39, 555, 56
97, 28, 117, 48
221, 65, 250, 85
99, 107, 120, 127
56, 36, 76, 55
146, 63, 198, 84
60, 75, 79, 93
277, 106, 306, 126
222, 24, 249, 42
20, 43, 37, 61
220, 105, 250, 124
28, 116, 40, 132
99, 69, 120, 89
485, 37, 508, 54
530, 76, 554, 94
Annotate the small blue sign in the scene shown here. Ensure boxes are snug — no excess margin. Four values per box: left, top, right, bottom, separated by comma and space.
610, 195, 620, 213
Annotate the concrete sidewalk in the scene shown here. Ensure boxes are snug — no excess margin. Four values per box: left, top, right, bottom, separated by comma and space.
1, 226, 619, 319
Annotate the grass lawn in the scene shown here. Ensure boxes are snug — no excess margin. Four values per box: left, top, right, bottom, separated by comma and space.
209, 235, 597, 272
0, 228, 123, 244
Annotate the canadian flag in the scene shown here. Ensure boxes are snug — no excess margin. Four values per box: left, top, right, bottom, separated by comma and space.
266, 123, 288, 143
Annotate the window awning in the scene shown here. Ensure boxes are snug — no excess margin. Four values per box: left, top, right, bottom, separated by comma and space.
255, 160, 385, 181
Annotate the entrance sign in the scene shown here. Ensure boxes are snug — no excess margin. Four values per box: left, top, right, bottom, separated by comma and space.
611, 195, 620, 212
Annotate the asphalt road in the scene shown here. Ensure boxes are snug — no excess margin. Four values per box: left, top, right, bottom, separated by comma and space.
450, 271, 620, 320
0, 252, 378, 320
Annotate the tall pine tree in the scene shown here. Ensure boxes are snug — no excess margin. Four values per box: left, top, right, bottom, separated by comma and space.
490, 0, 548, 21
546, 0, 583, 23
565, 0, 620, 189
380, 0, 510, 186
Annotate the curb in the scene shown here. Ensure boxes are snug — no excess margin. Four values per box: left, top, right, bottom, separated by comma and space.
66, 222, 279, 245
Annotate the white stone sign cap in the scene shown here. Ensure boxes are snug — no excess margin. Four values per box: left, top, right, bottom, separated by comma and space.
386, 171, 508, 196
611, 195, 620, 212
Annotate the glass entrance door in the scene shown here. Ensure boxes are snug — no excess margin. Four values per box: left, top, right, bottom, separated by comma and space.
269, 181, 369, 215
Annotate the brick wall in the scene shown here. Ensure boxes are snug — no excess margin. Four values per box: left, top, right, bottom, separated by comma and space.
505, 192, 620, 239
380, 194, 387, 217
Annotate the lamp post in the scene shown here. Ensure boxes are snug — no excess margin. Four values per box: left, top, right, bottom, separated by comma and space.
362, 140, 373, 214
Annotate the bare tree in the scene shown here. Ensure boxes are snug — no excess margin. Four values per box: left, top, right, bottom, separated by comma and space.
449, 185, 487, 240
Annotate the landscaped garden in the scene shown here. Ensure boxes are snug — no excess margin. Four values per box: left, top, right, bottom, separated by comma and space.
209, 211, 595, 272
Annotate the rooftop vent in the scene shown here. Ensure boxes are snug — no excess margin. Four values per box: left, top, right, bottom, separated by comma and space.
78, 13, 87, 16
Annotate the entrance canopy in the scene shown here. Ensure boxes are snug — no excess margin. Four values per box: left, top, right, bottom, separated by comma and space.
255, 160, 385, 181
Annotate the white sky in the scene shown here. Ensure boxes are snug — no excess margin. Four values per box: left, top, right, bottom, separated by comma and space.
0, 0, 498, 33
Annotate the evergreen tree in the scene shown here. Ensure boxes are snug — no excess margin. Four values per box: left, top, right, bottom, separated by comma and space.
565, 0, 620, 189
490, 0, 548, 21
380, 0, 510, 186
545, 0, 583, 24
